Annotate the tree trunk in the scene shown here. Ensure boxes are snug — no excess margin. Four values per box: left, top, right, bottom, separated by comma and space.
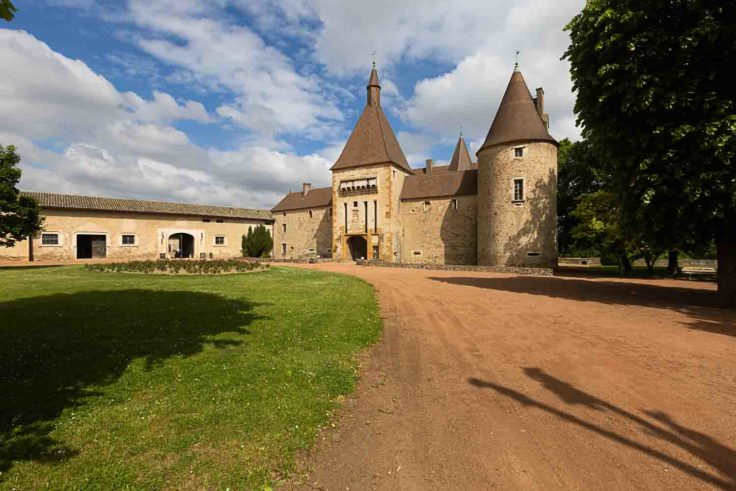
667, 249, 680, 276
716, 240, 736, 308
619, 254, 633, 273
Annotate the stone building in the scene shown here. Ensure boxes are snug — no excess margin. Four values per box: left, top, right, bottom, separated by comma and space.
1, 192, 273, 262
272, 63, 558, 268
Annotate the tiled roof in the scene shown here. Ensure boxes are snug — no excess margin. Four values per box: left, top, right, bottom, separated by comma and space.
448, 136, 473, 172
331, 68, 413, 174
400, 169, 478, 200
21, 191, 273, 221
478, 69, 556, 152
271, 187, 332, 212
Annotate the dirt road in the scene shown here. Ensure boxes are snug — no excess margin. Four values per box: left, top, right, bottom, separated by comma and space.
284, 264, 736, 490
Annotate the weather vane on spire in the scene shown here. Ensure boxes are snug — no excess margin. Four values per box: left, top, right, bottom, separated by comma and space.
515, 50, 520, 69
371, 51, 377, 68
460, 125, 463, 138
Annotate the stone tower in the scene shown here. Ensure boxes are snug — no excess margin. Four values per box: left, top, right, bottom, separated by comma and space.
330, 65, 413, 262
476, 66, 558, 268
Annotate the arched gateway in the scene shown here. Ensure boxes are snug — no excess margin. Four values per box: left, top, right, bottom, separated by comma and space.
347, 235, 367, 261
168, 233, 194, 258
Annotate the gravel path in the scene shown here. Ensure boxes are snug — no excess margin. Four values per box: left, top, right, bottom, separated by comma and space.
285, 264, 736, 490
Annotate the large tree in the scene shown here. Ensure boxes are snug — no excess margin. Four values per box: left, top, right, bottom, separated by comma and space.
241, 225, 273, 258
1, 144, 42, 247
564, 0, 736, 304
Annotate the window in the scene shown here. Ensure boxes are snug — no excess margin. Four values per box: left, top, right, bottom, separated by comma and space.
309, 210, 313, 218
393, 170, 396, 178
281, 243, 287, 255
423, 200, 430, 211
216, 219, 224, 223
214, 235, 226, 246
353, 201, 358, 208
451, 199, 458, 210
202, 218, 211, 223
374, 200, 378, 231
41, 232, 59, 246
514, 147, 524, 157
283, 212, 286, 216
513, 178, 525, 202
329, 207, 333, 216
282, 223, 287, 233
338, 177, 377, 195
121, 234, 136, 245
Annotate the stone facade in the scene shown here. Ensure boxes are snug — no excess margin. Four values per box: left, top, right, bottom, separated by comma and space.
400, 195, 477, 265
477, 141, 558, 268
273, 206, 332, 260
271, 65, 558, 268
2, 207, 273, 262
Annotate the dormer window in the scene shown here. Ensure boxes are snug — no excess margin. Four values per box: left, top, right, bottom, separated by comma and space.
514, 147, 524, 158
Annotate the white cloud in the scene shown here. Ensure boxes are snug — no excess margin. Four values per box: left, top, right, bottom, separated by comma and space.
125, 0, 343, 139
0, 28, 340, 208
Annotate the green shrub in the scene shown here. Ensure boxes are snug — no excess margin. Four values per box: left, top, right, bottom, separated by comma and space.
242, 225, 273, 257
85, 259, 268, 275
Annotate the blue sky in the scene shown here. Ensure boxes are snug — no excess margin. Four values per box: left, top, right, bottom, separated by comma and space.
1, 0, 583, 208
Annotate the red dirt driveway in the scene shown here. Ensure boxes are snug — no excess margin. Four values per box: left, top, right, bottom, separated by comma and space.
284, 264, 736, 491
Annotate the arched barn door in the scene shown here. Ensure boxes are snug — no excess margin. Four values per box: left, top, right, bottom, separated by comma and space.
347, 235, 368, 261
168, 233, 195, 258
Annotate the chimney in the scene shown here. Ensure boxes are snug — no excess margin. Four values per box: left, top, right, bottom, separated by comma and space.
535, 87, 550, 129
425, 159, 434, 174
302, 182, 311, 196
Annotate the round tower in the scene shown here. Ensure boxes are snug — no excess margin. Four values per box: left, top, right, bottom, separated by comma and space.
476, 66, 558, 268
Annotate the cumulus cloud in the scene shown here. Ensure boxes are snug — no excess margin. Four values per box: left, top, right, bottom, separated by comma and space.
0, 28, 338, 208
126, 0, 343, 139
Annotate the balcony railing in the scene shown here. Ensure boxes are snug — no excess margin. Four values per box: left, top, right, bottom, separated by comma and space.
338, 185, 378, 197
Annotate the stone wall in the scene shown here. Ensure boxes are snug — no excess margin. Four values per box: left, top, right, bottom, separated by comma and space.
477, 141, 558, 268
332, 164, 407, 262
0, 208, 272, 262
272, 206, 332, 260
361, 259, 553, 276
399, 195, 477, 265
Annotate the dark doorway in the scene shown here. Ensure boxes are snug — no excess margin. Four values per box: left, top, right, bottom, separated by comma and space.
347, 235, 368, 261
168, 233, 195, 258
76, 235, 107, 259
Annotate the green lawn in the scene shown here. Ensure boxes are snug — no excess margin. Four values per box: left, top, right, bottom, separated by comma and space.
0, 266, 381, 490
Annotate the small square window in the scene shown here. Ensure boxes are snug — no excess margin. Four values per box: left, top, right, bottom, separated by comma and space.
353, 201, 358, 207
215, 235, 226, 245
202, 218, 211, 223
451, 199, 458, 210
216, 219, 224, 223
309, 210, 313, 218
41, 233, 59, 245
514, 147, 524, 157
282, 223, 287, 233
122, 234, 136, 245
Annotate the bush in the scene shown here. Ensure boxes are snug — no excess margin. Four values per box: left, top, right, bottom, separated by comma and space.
85, 259, 268, 275
242, 225, 273, 258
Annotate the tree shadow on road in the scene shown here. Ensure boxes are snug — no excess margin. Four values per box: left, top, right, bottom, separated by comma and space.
469, 368, 736, 489
0, 289, 263, 475
430, 275, 735, 337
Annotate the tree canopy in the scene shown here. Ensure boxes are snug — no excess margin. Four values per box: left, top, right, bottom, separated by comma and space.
1, 144, 43, 247
564, 0, 736, 302
1, 0, 16, 21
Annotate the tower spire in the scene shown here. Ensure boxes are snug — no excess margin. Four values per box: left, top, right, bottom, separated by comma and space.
367, 62, 381, 106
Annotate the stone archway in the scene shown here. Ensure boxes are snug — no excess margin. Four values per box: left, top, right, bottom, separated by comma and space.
347, 235, 368, 261
168, 233, 195, 258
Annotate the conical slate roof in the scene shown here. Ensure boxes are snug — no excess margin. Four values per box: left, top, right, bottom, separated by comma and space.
478, 69, 556, 153
448, 135, 473, 171
331, 68, 412, 173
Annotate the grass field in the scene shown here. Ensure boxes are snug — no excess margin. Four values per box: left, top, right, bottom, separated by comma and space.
0, 265, 381, 490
